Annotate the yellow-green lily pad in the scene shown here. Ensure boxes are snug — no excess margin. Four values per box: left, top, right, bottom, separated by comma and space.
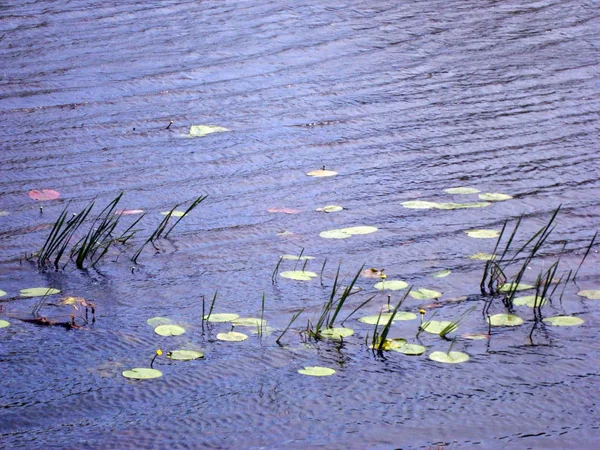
0, 320, 10, 328
280, 270, 318, 281
122, 368, 163, 379
543, 316, 584, 326
320, 327, 354, 339
0, 289, 6, 297
410, 288, 442, 300
513, 295, 547, 307
216, 331, 248, 342
429, 351, 470, 364
421, 320, 454, 335
465, 229, 500, 239
369, 338, 407, 351
160, 210, 186, 217
281, 254, 315, 261
319, 229, 351, 239
231, 317, 266, 327
154, 324, 186, 336
20, 287, 61, 297
298, 366, 336, 376
359, 313, 393, 325
436, 202, 490, 210
401, 200, 440, 209
167, 350, 205, 360
316, 205, 344, 213
499, 282, 534, 293
432, 269, 451, 278
462, 333, 490, 340
204, 313, 239, 323
393, 343, 426, 355
577, 290, 600, 300
147, 317, 173, 327
307, 169, 337, 177
469, 252, 497, 261
444, 187, 480, 195
487, 314, 523, 326
373, 280, 408, 291
478, 193, 513, 201
340, 226, 378, 235
189, 125, 229, 137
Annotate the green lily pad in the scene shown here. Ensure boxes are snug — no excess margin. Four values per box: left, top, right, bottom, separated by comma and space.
513, 295, 547, 307
435, 202, 490, 210
373, 280, 408, 291
369, 338, 407, 351
394, 311, 418, 321
0, 320, 10, 328
160, 210, 186, 217
465, 229, 500, 239
298, 366, 336, 376
281, 254, 315, 261
421, 320, 454, 335
122, 368, 163, 379
499, 282, 534, 293
154, 324, 186, 336
316, 205, 344, 213
204, 313, 239, 323
0, 289, 6, 297
393, 343, 426, 355
487, 314, 523, 326
20, 287, 61, 297
444, 187, 480, 195
410, 288, 442, 300
280, 270, 318, 281
543, 316, 584, 326
306, 169, 337, 177
340, 226, 378, 235
216, 331, 248, 342
432, 269, 451, 278
319, 229, 351, 239
147, 317, 173, 327
359, 313, 394, 325
231, 317, 266, 327
429, 351, 470, 364
320, 327, 355, 339
469, 252, 497, 261
577, 290, 600, 300
189, 125, 229, 137
478, 193, 513, 201
167, 350, 205, 360
462, 333, 490, 340
401, 200, 440, 209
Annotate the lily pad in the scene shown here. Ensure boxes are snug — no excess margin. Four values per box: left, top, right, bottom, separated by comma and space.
0, 289, 6, 297
204, 313, 239, 323
498, 282, 534, 293
393, 343, 426, 355
122, 368, 163, 379
306, 169, 337, 177
465, 229, 500, 239
410, 288, 442, 300
167, 350, 205, 360
0, 320, 10, 328
298, 366, 336, 376
577, 290, 600, 300
370, 338, 407, 351
394, 311, 418, 321
340, 226, 378, 235
280, 270, 318, 281
359, 313, 394, 325
267, 207, 301, 214
231, 317, 266, 327
320, 327, 355, 339
478, 193, 513, 201
513, 295, 547, 307
20, 287, 61, 297
444, 187, 480, 195
421, 320, 454, 335
160, 210, 186, 217
216, 331, 248, 342
429, 351, 470, 364
373, 280, 408, 291
28, 189, 61, 201
154, 324, 186, 336
0, 211, 8, 217
543, 316, 584, 326
401, 200, 440, 209
189, 125, 229, 137
316, 205, 344, 213
432, 269, 451, 278
462, 333, 490, 340
115, 209, 144, 215
487, 314, 523, 326
469, 252, 497, 261
319, 229, 351, 239
435, 202, 490, 210
281, 254, 315, 261
147, 317, 173, 327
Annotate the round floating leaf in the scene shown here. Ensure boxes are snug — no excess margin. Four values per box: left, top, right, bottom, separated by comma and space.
373, 280, 408, 291
147, 317, 173, 327
432, 269, 451, 278
410, 288, 442, 300
465, 229, 500, 239
393, 343, 426, 355
0, 211, 8, 217
462, 333, 490, 340
20, 287, 61, 297
0, 289, 6, 297
189, 125, 229, 137
429, 351, 470, 364
577, 290, 600, 300
401, 200, 440, 209
319, 229, 351, 239
316, 205, 344, 213
160, 210, 186, 217
444, 187, 480, 195
513, 295, 547, 307
204, 313, 239, 323
370, 338, 407, 351
487, 314, 523, 326
340, 226, 378, 235
267, 207, 301, 214
154, 324, 186, 336
543, 316, 584, 327
28, 189, 61, 201
281, 254, 314, 261
167, 350, 205, 360
358, 313, 394, 325
478, 193, 513, 201
469, 252, 497, 261
306, 169, 337, 177
394, 311, 418, 321
0, 319, 10, 328
298, 366, 336, 377
115, 209, 144, 215
122, 368, 163, 379
231, 317, 265, 327
435, 202, 491, 210
320, 327, 355, 339
498, 282, 534, 293
280, 271, 318, 281
421, 320, 454, 335
216, 331, 248, 342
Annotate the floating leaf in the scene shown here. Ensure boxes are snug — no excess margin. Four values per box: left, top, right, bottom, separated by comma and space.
370, 338, 407, 351
154, 324, 186, 336
487, 314, 523, 326
167, 350, 205, 360
280, 270, 318, 281
543, 316, 584, 326
577, 290, 600, 300
115, 209, 144, 215
160, 210, 186, 217
147, 317, 173, 327
306, 169, 337, 177
0, 289, 6, 297
189, 125, 229, 137
319, 229, 351, 239
478, 193, 512, 201
462, 333, 490, 340
0, 211, 8, 217
432, 269, 451, 278
421, 320, 454, 335
216, 331, 248, 342
436, 202, 491, 210
498, 282, 534, 293
394, 311, 418, 321
444, 187, 480, 195
465, 229, 500, 239
429, 351, 470, 364
0, 320, 10, 328
281, 254, 315, 261
122, 368, 163, 379
267, 207, 301, 214
58, 296, 91, 308
204, 313, 239, 323
231, 317, 266, 327
359, 313, 394, 325
316, 205, 344, 213
410, 288, 442, 300
361, 268, 384, 279
513, 295, 547, 307
298, 366, 336, 376
373, 280, 408, 291
20, 287, 61, 297
469, 252, 497, 261
28, 189, 61, 201
340, 226, 378, 235
393, 343, 426, 355
401, 200, 440, 209
320, 327, 354, 339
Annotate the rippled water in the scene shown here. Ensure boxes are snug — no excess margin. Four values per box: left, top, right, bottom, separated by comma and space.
1, 0, 600, 448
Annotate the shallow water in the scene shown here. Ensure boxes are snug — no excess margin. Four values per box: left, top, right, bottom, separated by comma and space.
1, 0, 600, 448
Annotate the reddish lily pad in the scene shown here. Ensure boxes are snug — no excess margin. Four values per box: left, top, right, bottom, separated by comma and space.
28, 189, 61, 201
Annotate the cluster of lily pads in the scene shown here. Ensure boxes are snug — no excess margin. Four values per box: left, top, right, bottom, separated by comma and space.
402, 186, 513, 210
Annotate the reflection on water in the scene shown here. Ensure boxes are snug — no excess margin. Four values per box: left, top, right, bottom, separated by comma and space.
1, 0, 599, 448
